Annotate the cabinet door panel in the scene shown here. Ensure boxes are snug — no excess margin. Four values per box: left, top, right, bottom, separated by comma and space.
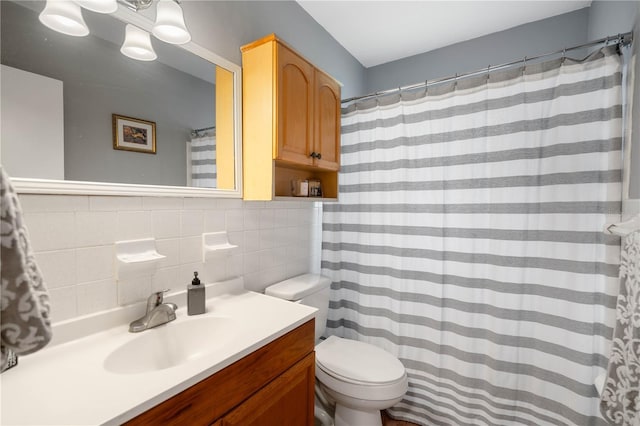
221, 353, 315, 426
277, 44, 314, 166
314, 70, 340, 171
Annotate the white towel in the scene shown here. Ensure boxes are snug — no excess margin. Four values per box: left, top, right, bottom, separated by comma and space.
600, 230, 640, 425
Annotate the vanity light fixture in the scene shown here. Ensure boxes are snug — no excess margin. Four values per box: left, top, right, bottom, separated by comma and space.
38, 0, 192, 61
74, 0, 118, 14
120, 24, 157, 61
38, 0, 90, 37
152, 0, 191, 45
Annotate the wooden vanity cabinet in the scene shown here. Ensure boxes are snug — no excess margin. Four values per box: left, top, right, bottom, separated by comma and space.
125, 319, 315, 426
242, 33, 341, 200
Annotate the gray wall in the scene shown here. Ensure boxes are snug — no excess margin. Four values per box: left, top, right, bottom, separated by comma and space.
1, 1, 215, 187
365, 8, 590, 94
182, 1, 367, 99
587, 1, 637, 40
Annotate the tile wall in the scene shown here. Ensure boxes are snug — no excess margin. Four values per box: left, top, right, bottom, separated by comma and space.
18, 194, 320, 323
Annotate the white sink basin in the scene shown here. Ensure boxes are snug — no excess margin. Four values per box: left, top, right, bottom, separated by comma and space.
104, 316, 236, 374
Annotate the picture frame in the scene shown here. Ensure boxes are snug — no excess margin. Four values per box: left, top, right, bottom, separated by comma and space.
112, 114, 156, 154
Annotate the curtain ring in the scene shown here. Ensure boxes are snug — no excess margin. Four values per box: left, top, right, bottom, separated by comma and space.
522, 56, 527, 76
424, 80, 428, 96
454, 73, 458, 88
486, 64, 491, 82
561, 48, 566, 64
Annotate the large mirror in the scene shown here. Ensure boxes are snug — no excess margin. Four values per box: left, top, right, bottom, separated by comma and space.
0, 0, 242, 197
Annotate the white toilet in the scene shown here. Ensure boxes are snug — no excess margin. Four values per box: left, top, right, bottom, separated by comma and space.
265, 274, 408, 426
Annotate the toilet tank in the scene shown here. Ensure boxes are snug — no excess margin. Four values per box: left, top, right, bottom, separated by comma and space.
265, 274, 331, 342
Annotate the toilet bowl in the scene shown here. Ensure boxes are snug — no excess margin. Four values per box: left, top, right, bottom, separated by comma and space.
316, 335, 408, 426
265, 274, 408, 426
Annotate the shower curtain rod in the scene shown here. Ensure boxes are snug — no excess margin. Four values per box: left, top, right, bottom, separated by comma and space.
341, 31, 633, 104
191, 125, 216, 136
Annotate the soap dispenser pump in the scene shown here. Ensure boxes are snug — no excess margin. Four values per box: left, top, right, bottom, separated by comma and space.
187, 271, 205, 315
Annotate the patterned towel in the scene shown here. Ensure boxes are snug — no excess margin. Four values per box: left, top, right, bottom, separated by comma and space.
600, 230, 640, 425
0, 166, 52, 372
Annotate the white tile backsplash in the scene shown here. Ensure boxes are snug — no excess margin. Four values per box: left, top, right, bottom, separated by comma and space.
181, 210, 204, 236
49, 285, 78, 322
204, 210, 226, 232
19, 193, 319, 324
35, 250, 76, 289
24, 212, 76, 251
259, 209, 275, 229
226, 254, 244, 277
259, 228, 277, 250
90, 196, 142, 211
243, 251, 261, 274
152, 210, 181, 239
242, 230, 261, 253
76, 246, 114, 283
76, 279, 117, 316
118, 276, 152, 306
243, 209, 261, 230
142, 197, 184, 210
75, 211, 117, 247
225, 209, 244, 231
179, 236, 202, 264
116, 211, 153, 240
151, 266, 180, 293
217, 199, 243, 210
20, 195, 89, 212
183, 198, 218, 210
155, 238, 180, 267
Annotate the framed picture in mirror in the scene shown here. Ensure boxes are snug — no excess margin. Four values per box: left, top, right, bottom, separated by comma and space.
112, 114, 156, 154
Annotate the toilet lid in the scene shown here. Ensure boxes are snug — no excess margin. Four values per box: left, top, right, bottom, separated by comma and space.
315, 336, 405, 385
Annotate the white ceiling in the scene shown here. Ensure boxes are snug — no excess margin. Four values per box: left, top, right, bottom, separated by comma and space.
297, 1, 592, 68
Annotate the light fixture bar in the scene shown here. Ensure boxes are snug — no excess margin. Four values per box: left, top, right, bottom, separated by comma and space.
74, 0, 118, 14
117, 0, 153, 12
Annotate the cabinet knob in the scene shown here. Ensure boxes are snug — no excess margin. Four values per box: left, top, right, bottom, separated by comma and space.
309, 152, 322, 159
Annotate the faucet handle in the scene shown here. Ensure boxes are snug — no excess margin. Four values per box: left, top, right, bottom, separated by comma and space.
146, 289, 171, 310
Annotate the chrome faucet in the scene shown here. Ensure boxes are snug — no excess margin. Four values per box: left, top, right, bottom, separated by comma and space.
129, 290, 178, 333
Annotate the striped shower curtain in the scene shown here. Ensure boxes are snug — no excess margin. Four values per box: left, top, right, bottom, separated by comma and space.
322, 47, 623, 425
190, 135, 217, 188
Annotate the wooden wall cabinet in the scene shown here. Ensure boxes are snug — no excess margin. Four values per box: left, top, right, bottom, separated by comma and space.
125, 320, 315, 426
242, 34, 341, 200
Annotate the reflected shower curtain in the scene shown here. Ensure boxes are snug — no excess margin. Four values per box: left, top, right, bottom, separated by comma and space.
190, 135, 216, 188
322, 47, 623, 425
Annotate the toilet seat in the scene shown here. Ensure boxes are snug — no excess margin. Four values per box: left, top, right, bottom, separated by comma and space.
316, 336, 406, 385
315, 336, 408, 404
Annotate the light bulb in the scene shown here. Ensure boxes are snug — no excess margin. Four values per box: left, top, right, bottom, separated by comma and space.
39, 0, 89, 37
120, 24, 157, 61
152, 0, 191, 45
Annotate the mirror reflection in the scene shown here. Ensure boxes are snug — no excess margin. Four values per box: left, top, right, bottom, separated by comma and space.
1, 0, 236, 190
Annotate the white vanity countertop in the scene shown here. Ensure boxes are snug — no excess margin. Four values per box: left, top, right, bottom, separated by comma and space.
0, 280, 316, 425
